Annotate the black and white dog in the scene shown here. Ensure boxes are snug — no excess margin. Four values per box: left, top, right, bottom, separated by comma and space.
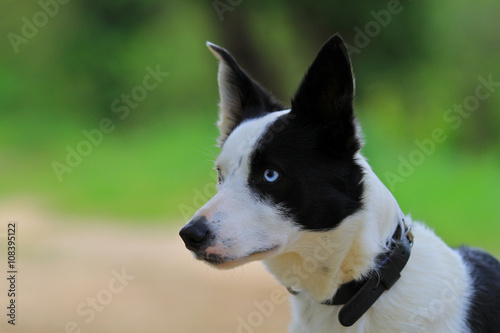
179, 34, 500, 332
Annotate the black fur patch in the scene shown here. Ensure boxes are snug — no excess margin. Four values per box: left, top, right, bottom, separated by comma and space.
457, 246, 500, 332
247, 113, 364, 230
291, 34, 361, 156
207, 42, 285, 145
247, 35, 364, 230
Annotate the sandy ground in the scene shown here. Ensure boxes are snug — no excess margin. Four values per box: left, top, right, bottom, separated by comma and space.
0, 200, 290, 333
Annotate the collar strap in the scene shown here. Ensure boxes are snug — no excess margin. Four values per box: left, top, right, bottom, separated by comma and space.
287, 220, 414, 327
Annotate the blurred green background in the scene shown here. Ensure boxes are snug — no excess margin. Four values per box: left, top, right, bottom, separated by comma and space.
1, 1, 499, 252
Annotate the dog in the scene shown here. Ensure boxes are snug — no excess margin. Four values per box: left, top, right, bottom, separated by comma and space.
179, 34, 500, 332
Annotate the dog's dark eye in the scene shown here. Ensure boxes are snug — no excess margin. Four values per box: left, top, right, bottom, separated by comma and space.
263, 169, 279, 183
216, 167, 223, 184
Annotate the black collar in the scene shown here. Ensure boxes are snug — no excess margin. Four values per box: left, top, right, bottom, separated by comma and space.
287, 219, 414, 327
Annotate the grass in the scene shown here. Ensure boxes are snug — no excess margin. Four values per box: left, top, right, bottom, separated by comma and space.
0, 113, 219, 223
1, 109, 499, 255
361, 111, 500, 255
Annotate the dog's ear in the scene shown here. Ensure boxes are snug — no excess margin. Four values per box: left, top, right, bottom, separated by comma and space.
291, 34, 361, 155
206, 42, 285, 146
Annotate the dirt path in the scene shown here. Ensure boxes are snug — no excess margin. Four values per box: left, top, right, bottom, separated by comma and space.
0, 200, 290, 333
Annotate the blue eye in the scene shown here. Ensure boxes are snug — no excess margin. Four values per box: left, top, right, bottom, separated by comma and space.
263, 169, 279, 183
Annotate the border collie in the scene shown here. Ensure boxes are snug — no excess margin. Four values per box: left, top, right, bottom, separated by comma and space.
179, 34, 500, 332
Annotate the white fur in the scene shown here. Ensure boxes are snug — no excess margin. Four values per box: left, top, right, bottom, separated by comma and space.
187, 113, 473, 332
264, 157, 472, 332
192, 110, 298, 267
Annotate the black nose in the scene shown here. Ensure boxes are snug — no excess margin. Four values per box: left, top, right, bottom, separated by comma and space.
179, 217, 211, 252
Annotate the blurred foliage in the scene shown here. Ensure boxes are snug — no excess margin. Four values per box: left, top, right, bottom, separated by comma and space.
0, 1, 499, 250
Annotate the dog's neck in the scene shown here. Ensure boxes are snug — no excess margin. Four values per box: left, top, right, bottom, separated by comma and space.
264, 154, 404, 302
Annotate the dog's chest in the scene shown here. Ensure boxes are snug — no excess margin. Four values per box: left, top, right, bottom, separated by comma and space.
289, 297, 344, 333
290, 295, 434, 333
288, 296, 386, 333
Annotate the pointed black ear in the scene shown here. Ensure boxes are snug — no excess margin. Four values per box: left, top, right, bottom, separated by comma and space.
206, 42, 285, 146
291, 34, 361, 154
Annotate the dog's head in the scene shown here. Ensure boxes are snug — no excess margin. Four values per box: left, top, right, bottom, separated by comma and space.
180, 35, 364, 269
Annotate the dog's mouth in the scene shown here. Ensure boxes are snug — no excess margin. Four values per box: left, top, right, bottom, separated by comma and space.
196, 245, 280, 269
